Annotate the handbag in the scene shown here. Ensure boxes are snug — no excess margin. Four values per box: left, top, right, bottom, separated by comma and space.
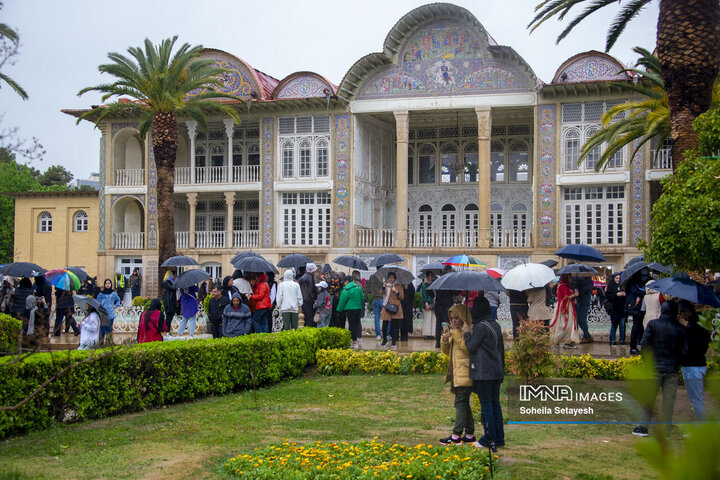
384, 303, 398, 314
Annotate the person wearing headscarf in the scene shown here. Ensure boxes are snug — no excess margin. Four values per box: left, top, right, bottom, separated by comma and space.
223, 293, 252, 337
277, 269, 303, 330
21, 294, 49, 349
549, 274, 579, 348
678, 300, 711, 420
162, 270, 177, 332
421, 272, 436, 338
178, 285, 199, 338
369, 263, 385, 341
0, 277, 14, 314
313, 281, 332, 328
11, 277, 34, 320
439, 304, 476, 445
401, 280, 415, 341
221, 275, 240, 304
463, 295, 505, 449
337, 275, 365, 349
54, 288, 79, 336
77, 304, 100, 350
96, 278, 122, 341
137, 298, 165, 343
380, 272, 404, 349
605, 273, 627, 345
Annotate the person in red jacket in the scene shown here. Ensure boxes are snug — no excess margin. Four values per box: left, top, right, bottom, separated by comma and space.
247, 273, 272, 333
137, 298, 165, 343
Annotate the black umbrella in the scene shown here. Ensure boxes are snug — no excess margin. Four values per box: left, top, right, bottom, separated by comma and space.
624, 255, 645, 268
540, 259, 558, 268
647, 262, 673, 274
556, 264, 599, 275
277, 253, 313, 269
66, 267, 89, 282
73, 294, 109, 324
428, 270, 505, 292
620, 261, 649, 286
420, 261, 449, 273
0, 262, 46, 277
161, 255, 200, 267
369, 253, 405, 267
371, 266, 415, 285
230, 251, 265, 266
332, 255, 369, 271
234, 256, 276, 273
173, 269, 211, 290
555, 244, 606, 262
646, 276, 720, 308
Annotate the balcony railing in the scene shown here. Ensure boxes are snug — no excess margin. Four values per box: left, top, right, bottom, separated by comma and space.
175, 165, 261, 185
232, 230, 259, 249
491, 228, 531, 248
113, 232, 144, 250
355, 228, 395, 248
114, 169, 145, 186
175, 231, 190, 249
651, 149, 672, 169
195, 231, 226, 249
408, 229, 480, 248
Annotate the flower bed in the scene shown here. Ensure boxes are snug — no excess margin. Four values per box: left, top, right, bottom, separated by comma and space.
223, 439, 497, 479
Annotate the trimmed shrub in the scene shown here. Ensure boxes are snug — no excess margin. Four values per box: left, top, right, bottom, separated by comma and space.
556, 354, 642, 380
0, 327, 350, 437
317, 348, 448, 375
0, 313, 21, 355
507, 320, 556, 384
131, 296, 152, 309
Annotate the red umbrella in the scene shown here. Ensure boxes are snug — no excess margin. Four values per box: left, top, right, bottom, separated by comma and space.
484, 268, 506, 279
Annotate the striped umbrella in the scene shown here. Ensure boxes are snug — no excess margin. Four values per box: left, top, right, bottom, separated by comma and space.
442, 254, 486, 268
45, 268, 82, 291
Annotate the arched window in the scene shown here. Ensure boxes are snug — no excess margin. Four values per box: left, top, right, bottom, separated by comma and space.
299, 139, 312, 177
563, 128, 581, 171
491, 141, 505, 182
440, 143, 458, 183
232, 145, 242, 166
210, 144, 224, 167
38, 211, 52, 233
195, 145, 206, 167
441, 204, 456, 231
281, 140, 294, 178
511, 203, 528, 230
418, 204, 433, 230
463, 143, 478, 183
418, 144, 435, 184
73, 210, 88, 232
248, 143, 260, 166
584, 127, 601, 170
509, 141, 530, 182
463, 203, 479, 231
316, 138, 329, 177
490, 203, 503, 230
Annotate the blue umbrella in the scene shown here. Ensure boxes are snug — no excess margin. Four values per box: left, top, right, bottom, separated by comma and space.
555, 244, 606, 263
556, 263, 600, 276
645, 276, 720, 308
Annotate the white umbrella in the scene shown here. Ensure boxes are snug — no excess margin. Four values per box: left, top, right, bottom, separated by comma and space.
501, 263, 556, 291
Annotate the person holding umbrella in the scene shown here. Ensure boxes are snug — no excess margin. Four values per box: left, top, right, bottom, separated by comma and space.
178, 285, 199, 338
11, 277, 33, 319
605, 273, 627, 345
369, 264, 385, 341
96, 279, 121, 342
162, 270, 177, 333
420, 271, 436, 339
434, 266, 455, 349
626, 272, 648, 355
54, 288, 79, 336
380, 272, 404, 349
678, 300, 711, 420
550, 274, 579, 348
77, 303, 100, 350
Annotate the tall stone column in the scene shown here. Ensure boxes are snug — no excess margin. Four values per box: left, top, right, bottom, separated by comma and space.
476, 107, 492, 248
223, 118, 235, 183
225, 191, 235, 250
394, 111, 409, 249
187, 192, 197, 249
186, 120, 198, 184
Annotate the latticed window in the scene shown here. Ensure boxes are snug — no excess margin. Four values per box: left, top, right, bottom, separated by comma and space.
441, 204, 456, 231
464, 203, 479, 230
511, 203, 527, 230
281, 192, 331, 246
440, 143, 458, 183
418, 204, 433, 230
73, 210, 88, 232
490, 203, 503, 230
278, 115, 331, 180
509, 141, 530, 182
489, 125, 532, 183
38, 211, 52, 233
463, 143, 478, 183
491, 142, 505, 182
563, 185, 625, 245
418, 144, 436, 184
316, 139, 328, 177
562, 102, 627, 172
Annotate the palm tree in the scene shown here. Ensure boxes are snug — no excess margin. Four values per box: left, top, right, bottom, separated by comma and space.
529, 0, 720, 170
78, 36, 240, 293
578, 47, 669, 171
0, 2, 28, 100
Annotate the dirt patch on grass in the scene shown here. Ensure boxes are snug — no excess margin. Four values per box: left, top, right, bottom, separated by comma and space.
140, 446, 220, 480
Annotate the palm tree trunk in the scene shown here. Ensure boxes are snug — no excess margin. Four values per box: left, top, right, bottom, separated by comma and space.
152, 112, 179, 296
657, 0, 720, 170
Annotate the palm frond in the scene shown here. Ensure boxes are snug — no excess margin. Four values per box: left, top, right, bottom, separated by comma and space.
528, 0, 587, 32
0, 71, 28, 100
0, 22, 19, 42
556, 0, 619, 44
76, 101, 152, 128
606, 0, 652, 50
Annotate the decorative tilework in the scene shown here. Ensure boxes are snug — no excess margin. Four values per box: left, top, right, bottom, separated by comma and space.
98, 132, 106, 251
110, 194, 145, 206
111, 122, 139, 139
556, 56, 626, 83
276, 76, 330, 99
333, 115, 351, 247
188, 56, 256, 99
261, 117, 274, 248
630, 139, 645, 246
148, 145, 158, 249
537, 105, 557, 248
357, 21, 533, 100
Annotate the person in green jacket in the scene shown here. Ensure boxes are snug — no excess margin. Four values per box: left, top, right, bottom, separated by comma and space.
337, 275, 365, 349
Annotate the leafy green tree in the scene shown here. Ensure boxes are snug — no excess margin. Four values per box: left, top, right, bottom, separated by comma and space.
38, 164, 73, 187
77, 36, 240, 292
578, 47, 669, 170
529, 0, 720, 170
642, 107, 720, 272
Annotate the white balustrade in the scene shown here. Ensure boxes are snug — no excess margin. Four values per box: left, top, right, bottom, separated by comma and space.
232, 230, 259, 248
408, 229, 480, 248
195, 166, 227, 184
231, 165, 260, 183
491, 228, 530, 248
175, 167, 191, 184
355, 228, 395, 248
651, 149, 672, 169
114, 169, 145, 186
175, 231, 190, 249
113, 232, 145, 250
195, 231, 226, 249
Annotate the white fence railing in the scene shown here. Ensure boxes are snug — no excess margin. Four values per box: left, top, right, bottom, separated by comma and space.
175, 167, 191, 184
195, 231, 226, 249
231, 165, 260, 183
651, 149, 672, 169
491, 228, 530, 248
355, 228, 395, 248
175, 165, 261, 185
175, 231, 190, 249
113, 232, 144, 250
408, 229, 481, 248
232, 230, 259, 248
114, 169, 145, 186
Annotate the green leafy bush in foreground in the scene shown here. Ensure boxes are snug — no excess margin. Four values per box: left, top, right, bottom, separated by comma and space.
0, 327, 350, 438
223, 438, 497, 479
0, 313, 21, 355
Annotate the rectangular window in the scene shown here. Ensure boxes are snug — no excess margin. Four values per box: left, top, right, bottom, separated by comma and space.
278, 116, 331, 180
419, 153, 435, 183
299, 143, 312, 177
563, 185, 626, 245
317, 142, 328, 177
233, 215, 243, 232
281, 192, 331, 246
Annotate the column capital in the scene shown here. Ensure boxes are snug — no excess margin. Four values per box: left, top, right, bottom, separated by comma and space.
186, 192, 198, 206
186, 120, 198, 138
224, 191, 236, 205
223, 118, 235, 138
393, 111, 410, 143
475, 107, 491, 140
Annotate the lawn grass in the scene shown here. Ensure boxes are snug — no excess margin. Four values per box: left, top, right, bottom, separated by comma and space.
0, 372, 657, 480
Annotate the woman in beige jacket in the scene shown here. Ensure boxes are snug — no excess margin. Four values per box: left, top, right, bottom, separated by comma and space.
380, 272, 404, 348
439, 304, 476, 445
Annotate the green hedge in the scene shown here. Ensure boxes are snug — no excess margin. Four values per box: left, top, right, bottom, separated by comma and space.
0, 327, 350, 438
0, 313, 21, 355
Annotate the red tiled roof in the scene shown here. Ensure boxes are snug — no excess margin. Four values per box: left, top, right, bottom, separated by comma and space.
253, 68, 280, 99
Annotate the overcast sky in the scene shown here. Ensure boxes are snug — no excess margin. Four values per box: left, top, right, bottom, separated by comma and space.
1, 0, 658, 180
